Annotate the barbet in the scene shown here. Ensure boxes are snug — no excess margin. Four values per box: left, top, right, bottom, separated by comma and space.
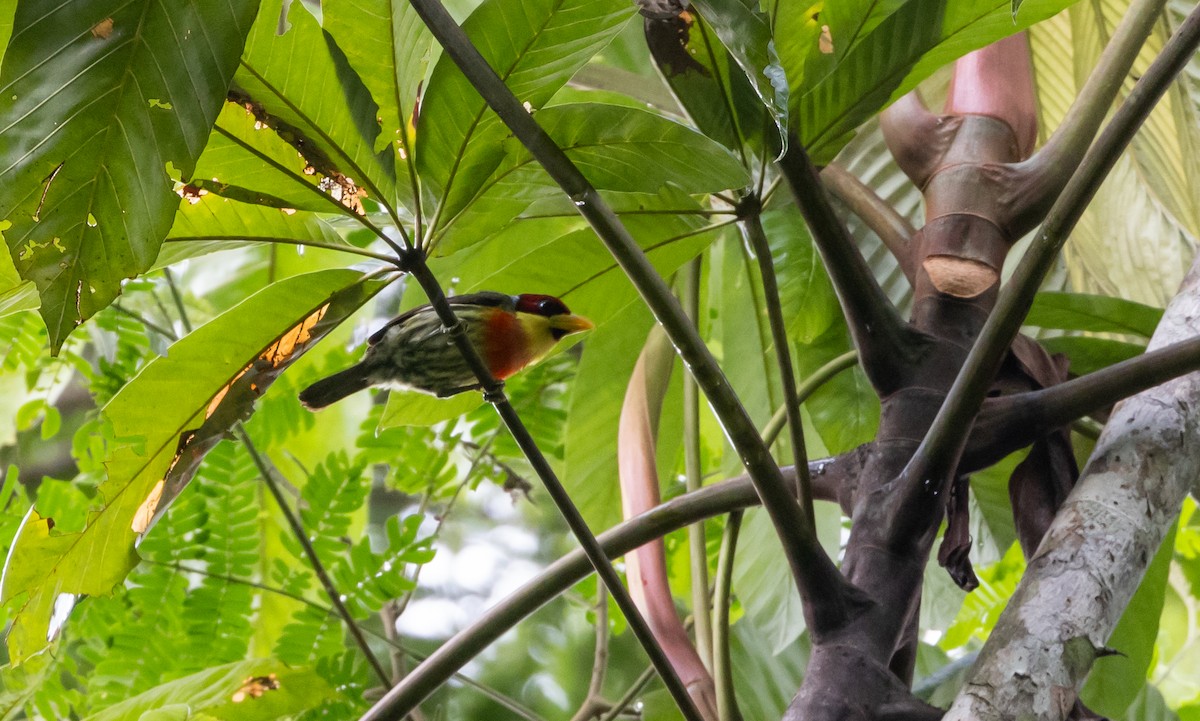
299, 292, 593, 409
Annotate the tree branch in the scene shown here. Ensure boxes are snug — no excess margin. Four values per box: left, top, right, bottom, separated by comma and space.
970, 336, 1200, 462
893, 5, 1200, 541
1007, 0, 1168, 236
404, 0, 855, 637
361, 454, 856, 718
819, 163, 917, 283
776, 142, 923, 396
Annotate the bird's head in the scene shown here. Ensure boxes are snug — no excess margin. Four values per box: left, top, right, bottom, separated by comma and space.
513, 294, 594, 340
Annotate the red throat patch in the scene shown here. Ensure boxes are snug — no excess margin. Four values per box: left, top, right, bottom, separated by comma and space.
482, 310, 530, 379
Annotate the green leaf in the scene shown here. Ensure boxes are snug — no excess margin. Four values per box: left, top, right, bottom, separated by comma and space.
0, 269, 386, 662
783, 0, 1077, 161
762, 207, 839, 344
234, 0, 397, 209
1081, 522, 1177, 718
436, 103, 749, 251
691, 0, 789, 152
189, 102, 331, 213
83, 659, 331, 721
733, 508, 807, 652
0, 242, 37, 317
323, 0, 431, 210
0, 0, 260, 351
1038, 336, 1146, 376
799, 328, 880, 455
644, 9, 766, 155
379, 389, 483, 428
157, 194, 346, 268
1027, 292, 1163, 337
417, 0, 635, 232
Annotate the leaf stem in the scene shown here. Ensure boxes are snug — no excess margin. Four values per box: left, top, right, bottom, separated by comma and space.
712, 511, 743, 721
162, 236, 402, 264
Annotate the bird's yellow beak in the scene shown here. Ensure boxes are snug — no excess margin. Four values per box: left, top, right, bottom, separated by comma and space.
549, 314, 594, 335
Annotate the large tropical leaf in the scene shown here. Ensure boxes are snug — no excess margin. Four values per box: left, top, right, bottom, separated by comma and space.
234, 0, 397, 212
0, 0, 260, 351
323, 0, 433, 211
0, 269, 387, 662
434, 102, 750, 251
416, 0, 635, 234
1031, 2, 1200, 304
779, 0, 1078, 161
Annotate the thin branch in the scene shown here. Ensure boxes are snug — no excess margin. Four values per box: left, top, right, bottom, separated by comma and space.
895, 5, 1200, 541
570, 583, 612, 721
712, 511, 743, 721
776, 141, 921, 396
598, 666, 656, 721
762, 350, 859, 448
362, 454, 857, 718
367, 263, 704, 720
405, 0, 853, 637
161, 268, 193, 334
1008, 0, 1168, 236
111, 304, 177, 342
740, 203, 814, 522
819, 163, 916, 283
237, 427, 392, 688
681, 258, 713, 670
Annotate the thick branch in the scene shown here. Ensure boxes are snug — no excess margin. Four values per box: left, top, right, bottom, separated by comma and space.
970, 336, 1200, 463
893, 6, 1200, 541
943, 247, 1200, 721
1006, 0, 1168, 236
359, 454, 859, 719
777, 142, 923, 396
406, 0, 855, 633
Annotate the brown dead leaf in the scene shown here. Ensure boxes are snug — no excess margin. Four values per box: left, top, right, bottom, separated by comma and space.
91, 18, 114, 39
231, 674, 280, 703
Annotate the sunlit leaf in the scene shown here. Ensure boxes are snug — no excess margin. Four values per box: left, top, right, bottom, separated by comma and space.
0, 0, 259, 351
234, 0, 397, 214
379, 389, 483, 428
83, 659, 330, 721
417, 0, 635, 233
0, 269, 387, 662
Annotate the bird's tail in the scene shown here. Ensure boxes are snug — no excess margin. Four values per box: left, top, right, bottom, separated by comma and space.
298, 364, 373, 409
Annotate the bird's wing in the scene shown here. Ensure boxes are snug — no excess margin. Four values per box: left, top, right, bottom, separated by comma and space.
367, 292, 515, 345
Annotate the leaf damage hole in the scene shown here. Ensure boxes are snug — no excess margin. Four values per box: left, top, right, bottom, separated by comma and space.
33, 162, 64, 222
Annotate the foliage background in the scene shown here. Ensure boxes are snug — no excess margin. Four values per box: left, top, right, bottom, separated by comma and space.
0, 0, 1198, 719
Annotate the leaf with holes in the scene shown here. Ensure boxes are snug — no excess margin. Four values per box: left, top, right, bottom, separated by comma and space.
0, 0, 259, 351
0, 269, 387, 663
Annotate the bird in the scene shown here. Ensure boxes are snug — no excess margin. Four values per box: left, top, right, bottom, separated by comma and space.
298, 291, 593, 409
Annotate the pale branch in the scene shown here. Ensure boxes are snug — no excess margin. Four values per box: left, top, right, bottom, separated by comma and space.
970, 336, 1200, 460
404, 0, 856, 637
820, 163, 917, 283
892, 5, 1200, 542
776, 141, 925, 396
362, 455, 856, 718
740, 204, 815, 522
1008, 0, 1168, 236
